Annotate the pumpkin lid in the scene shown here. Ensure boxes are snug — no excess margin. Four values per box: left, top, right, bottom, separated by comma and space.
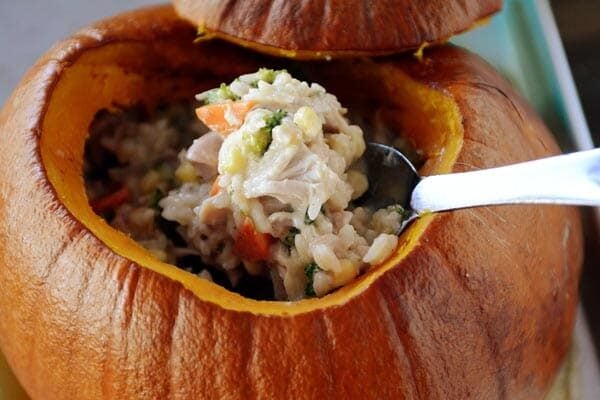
172, 0, 502, 59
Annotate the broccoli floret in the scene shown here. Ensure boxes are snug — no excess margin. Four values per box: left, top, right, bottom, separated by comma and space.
265, 109, 287, 131
257, 68, 278, 83
243, 130, 270, 156
244, 109, 287, 155
250, 68, 287, 88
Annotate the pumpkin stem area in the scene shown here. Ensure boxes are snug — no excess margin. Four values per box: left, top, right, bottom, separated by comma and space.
40, 41, 463, 313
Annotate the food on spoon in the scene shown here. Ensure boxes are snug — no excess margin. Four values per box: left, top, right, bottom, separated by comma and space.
86, 69, 407, 300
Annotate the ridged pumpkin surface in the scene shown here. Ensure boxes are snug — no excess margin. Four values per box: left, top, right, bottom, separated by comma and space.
173, 0, 503, 58
0, 5, 582, 400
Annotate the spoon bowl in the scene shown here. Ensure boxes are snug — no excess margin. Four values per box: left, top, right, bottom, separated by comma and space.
360, 143, 600, 234
356, 143, 420, 211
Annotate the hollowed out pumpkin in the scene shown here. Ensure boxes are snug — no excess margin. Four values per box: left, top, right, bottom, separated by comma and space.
0, 5, 582, 400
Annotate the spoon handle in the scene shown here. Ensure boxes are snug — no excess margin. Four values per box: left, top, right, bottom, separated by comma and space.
411, 148, 600, 214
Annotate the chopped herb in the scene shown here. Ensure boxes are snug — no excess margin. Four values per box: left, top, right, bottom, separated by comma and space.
282, 227, 300, 248
304, 262, 320, 277
264, 109, 287, 131
149, 188, 165, 210
305, 284, 316, 297
304, 209, 315, 225
205, 83, 240, 104
304, 262, 322, 297
304, 205, 326, 225
244, 109, 287, 155
391, 204, 411, 221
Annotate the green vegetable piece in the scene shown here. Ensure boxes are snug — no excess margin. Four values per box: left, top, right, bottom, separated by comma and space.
204, 83, 240, 104
304, 262, 322, 297
150, 189, 165, 210
244, 109, 287, 155
250, 68, 286, 88
265, 109, 287, 131
304, 262, 320, 277
258, 68, 277, 84
305, 284, 316, 297
392, 204, 411, 221
219, 83, 239, 100
282, 227, 300, 248
243, 129, 271, 155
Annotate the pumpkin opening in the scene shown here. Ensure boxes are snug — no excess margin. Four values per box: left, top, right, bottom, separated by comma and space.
40, 39, 463, 313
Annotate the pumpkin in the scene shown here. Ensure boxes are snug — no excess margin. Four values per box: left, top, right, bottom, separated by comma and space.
0, 4, 582, 400
172, 0, 502, 58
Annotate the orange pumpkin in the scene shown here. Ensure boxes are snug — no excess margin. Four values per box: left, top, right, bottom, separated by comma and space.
0, 4, 582, 399
173, 0, 502, 58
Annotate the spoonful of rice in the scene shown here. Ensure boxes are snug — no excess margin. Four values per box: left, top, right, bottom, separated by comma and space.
361, 143, 600, 232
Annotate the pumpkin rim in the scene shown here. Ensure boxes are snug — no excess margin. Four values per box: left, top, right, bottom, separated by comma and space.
35, 6, 465, 315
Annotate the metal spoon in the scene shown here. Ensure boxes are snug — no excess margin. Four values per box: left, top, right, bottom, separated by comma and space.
360, 143, 600, 232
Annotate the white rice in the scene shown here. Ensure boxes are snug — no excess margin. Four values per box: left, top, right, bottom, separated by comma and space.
86, 71, 406, 300
162, 70, 404, 299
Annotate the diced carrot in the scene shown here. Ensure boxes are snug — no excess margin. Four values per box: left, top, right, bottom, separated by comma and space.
90, 186, 130, 213
196, 101, 256, 135
233, 217, 274, 262
209, 176, 221, 196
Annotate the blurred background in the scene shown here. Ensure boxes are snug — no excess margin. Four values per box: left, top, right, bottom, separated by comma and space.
551, 0, 600, 145
548, 0, 600, 367
0, 0, 597, 145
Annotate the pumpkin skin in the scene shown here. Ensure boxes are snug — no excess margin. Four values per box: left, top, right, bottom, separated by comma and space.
173, 0, 503, 58
0, 5, 582, 400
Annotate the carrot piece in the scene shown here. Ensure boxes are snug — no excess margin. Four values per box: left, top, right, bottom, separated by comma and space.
90, 186, 130, 213
195, 101, 256, 135
233, 217, 274, 262
209, 176, 221, 196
